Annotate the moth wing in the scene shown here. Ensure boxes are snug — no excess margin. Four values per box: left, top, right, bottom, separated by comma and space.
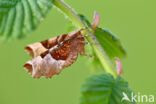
25, 34, 68, 58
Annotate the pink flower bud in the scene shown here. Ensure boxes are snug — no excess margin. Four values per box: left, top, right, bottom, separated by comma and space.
115, 58, 123, 75
92, 12, 100, 31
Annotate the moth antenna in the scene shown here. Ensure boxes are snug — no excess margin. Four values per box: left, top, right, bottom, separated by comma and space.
79, 26, 89, 31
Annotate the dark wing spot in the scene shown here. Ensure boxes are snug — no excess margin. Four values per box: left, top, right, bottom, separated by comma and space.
40, 50, 49, 58
41, 40, 49, 48
51, 41, 71, 60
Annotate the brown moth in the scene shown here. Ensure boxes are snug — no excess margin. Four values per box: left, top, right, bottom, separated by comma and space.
24, 30, 85, 78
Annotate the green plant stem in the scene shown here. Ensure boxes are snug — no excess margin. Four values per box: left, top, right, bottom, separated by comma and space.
53, 0, 117, 77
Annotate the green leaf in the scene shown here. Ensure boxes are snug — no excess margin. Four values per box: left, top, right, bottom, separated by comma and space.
78, 14, 126, 59
81, 74, 135, 104
78, 14, 126, 71
94, 27, 126, 59
0, 0, 54, 40
79, 14, 91, 27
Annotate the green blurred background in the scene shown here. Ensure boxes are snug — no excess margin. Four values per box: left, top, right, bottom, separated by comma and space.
0, 0, 156, 104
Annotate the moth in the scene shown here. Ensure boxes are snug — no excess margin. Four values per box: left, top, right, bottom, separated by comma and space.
24, 30, 85, 78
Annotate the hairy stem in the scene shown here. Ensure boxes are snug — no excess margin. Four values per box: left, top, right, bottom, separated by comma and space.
53, 0, 117, 77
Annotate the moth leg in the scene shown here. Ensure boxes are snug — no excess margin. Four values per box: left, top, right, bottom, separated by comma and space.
80, 41, 98, 45
80, 26, 89, 31
82, 54, 97, 58
82, 53, 99, 60
80, 34, 92, 37
79, 41, 89, 44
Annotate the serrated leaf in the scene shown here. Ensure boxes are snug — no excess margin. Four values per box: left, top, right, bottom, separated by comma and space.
81, 74, 135, 104
0, 0, 54, 40
94, 27, 126, 59
78, 14, 126, 59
